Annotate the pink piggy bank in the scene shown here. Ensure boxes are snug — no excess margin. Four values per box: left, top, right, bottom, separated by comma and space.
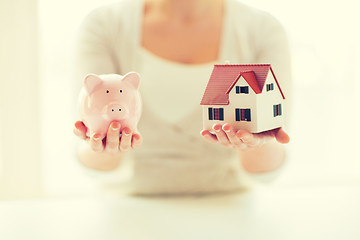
79, 72, 142, 139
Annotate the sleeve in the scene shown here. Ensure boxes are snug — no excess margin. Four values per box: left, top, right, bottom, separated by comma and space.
74, 6, 120, 96
73, 7, 125, 181
246, 13, 292, 184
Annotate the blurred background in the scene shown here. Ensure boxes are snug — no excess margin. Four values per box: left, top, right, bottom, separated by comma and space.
0, 0, 359, 199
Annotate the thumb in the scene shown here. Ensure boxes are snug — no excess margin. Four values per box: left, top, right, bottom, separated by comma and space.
275, 128, 290, 144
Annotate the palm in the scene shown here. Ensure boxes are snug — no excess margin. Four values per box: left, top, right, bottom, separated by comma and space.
201, 124, 289, 150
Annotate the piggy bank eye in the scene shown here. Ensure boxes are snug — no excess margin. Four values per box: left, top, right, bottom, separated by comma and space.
106, 90, 109, 93
119, 90, 123, 93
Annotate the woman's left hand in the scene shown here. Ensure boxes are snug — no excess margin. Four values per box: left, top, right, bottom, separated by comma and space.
201, 123, 290, 151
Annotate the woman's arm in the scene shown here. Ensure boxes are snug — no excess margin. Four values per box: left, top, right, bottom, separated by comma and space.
239, 12, 292, 173
239, 139, 286, 173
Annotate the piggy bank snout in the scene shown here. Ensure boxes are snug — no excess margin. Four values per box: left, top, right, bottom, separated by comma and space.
105, 103, 129, 119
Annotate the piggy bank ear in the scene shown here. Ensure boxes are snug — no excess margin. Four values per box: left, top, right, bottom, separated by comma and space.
122, 72, 141, 89
84, 74, 103, 93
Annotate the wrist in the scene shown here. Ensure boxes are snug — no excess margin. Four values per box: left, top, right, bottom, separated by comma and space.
77, 142, 123, 171
239, 140, 286, 173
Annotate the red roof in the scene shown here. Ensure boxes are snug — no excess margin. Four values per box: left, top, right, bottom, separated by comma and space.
200, 64, 285, 105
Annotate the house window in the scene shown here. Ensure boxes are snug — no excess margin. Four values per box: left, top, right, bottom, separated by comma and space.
208, 108, 213, 120
235, 108, 251, 121
273, 104, 282, 117
236, 86, 249, 94
208, 107, 224, 121
266, 83, 274, 91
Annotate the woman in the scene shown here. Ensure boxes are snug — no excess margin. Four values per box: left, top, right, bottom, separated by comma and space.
73, 0, 291, 195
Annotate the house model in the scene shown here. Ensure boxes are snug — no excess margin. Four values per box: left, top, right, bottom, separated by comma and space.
200, 64, 285, 133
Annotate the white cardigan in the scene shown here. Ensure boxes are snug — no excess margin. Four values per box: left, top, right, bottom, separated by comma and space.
76, 0, 292, 195
76, 0, 291, 84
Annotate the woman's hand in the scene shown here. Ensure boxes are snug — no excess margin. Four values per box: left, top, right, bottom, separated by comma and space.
201, 123, 290, 173
201, 123, 290, 151
73, 121, 142, 154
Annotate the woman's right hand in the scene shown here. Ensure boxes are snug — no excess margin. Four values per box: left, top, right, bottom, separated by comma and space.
73, 121, 142, 154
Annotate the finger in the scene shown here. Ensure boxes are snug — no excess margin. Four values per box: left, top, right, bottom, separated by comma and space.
222, 123, 243, 148
131, 133, 143, 149
275, 128, 290, 144
119, 127, 132, 152
74, 121, 87, 140
213, 124, 231, 147
105, 122, 121, 153
90, 133, 104, 152
236, 130, 262, 147
200, 130, 218, 144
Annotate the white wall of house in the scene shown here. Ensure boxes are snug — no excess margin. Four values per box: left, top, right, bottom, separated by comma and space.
256, 73, 285, 132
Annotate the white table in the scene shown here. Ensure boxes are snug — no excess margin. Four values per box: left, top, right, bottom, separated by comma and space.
1, 185, 360, 240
